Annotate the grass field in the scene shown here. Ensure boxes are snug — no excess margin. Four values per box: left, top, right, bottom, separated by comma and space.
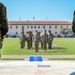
1, 38, 75, 55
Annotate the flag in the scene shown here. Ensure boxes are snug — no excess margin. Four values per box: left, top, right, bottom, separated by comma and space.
33, 16, 35, 20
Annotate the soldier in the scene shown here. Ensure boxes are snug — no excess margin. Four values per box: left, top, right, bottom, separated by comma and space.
40, 31, 44, 49
48, 30, 54, 49
41, 30, 48, 51
26, 31, 31, 49
72, 11, 75, 34
33, 30, 41, 52
29, 31, 33, 48
19, 32, 26, 49
0, 2, 8, 48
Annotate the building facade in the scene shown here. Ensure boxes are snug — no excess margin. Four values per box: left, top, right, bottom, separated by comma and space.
8, 21, 71, 35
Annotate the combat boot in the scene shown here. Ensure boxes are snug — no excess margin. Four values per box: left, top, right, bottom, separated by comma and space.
48, 45, 52, 49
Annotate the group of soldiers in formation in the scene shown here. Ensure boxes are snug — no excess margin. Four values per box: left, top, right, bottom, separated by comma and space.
19, 30, 54, 52
19, 10, 75, 52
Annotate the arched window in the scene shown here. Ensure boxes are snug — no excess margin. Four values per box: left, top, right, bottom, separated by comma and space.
38, 26, 40, 29
16, 26, 18, 29
49, 26, 51, 29
27, 26, 29, 29
55, 26, 57, 29
10, 26, 12, 29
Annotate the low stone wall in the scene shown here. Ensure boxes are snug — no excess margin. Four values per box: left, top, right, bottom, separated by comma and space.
1, 55, 75, 60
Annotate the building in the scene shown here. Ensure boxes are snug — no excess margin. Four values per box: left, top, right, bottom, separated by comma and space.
8, 21, 71, 35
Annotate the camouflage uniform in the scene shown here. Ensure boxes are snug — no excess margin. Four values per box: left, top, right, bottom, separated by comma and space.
26, 32, 31, 49
40, 32, 44, 49
19, 32, 26, 49
33, 32, 41, 52
41, 31, 48, 51
0, 2, 8, 48
48, 30, 54, 49
29, 31, 33, 48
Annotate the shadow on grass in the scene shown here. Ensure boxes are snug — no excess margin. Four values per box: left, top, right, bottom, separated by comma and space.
34, 47, 67, 53
52, 47, 66, 50
49, 47, 67, 52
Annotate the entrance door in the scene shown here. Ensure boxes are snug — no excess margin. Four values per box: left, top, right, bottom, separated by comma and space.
22, 26, 24, 32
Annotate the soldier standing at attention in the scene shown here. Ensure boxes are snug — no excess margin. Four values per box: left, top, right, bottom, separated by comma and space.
29, 31, 33, 48
40, 31, 44, 49
19, 32, 26, 49
48, 30, 54, 49
26, 31, 31, 49
41, 30, 48, 51
33, 30, 41, 52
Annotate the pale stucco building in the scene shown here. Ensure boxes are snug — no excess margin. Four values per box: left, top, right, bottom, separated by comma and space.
8, 21, 71, 35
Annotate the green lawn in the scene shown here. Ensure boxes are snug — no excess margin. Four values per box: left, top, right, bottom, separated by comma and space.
1, 38, 75, 55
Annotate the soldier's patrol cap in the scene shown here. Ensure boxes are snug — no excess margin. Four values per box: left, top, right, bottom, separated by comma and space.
44, 30, 46, 32
48, 30, 51, 32
35, 30, 37, 32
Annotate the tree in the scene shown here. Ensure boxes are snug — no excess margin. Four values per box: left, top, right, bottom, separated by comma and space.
60, 27, 72, 34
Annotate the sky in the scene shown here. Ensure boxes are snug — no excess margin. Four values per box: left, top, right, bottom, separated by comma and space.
0, 0, 75, 21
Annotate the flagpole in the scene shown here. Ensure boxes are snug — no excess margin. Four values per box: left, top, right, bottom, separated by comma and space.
46, 16, 47, 32
33, 16, 35, 34
19, 16, 21, 34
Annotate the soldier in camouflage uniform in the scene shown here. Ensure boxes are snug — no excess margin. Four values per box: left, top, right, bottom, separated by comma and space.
48, 30, 54, 49
41, 30, 48, 51
33, 30, 41, 52
26, 31, 31, 49
40, 31, 44, 49
19, 32, 26, 49
29, 31, 33, 48
0, 2, 8, 49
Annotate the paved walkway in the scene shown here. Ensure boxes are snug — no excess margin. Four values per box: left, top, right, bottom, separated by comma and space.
1, 55, 75, 61
0, 60, 75, 75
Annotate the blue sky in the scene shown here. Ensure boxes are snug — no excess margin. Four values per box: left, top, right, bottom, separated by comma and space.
0, 0, 75, 21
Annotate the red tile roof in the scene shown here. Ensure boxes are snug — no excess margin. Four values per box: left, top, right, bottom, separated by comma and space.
8, 21, 71, 25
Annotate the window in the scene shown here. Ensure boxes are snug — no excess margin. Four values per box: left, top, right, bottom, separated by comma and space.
55, 32, 57, 34
10, 26, 12, 29
43, 26, 45, 28
27, 26, 29, 29
61, 26, 63, 28
49, 26, 51, 29
31, 26, 33, 29
55, 26, 57, 29
22, 26, 24, 32
34, 26, 36, 29
38, 26, 40, 29
16, 26, 18, 29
